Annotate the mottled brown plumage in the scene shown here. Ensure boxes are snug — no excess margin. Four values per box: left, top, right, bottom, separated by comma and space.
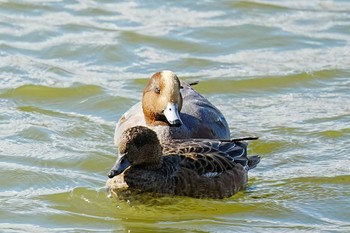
107, 126, 260, 199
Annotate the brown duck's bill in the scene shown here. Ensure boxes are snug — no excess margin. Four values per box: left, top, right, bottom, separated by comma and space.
108, 156, 131, 178
163, 102, 183, 127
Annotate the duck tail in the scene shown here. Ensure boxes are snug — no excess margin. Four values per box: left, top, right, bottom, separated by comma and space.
247, 155, 260, 170
189, 81, 199, 86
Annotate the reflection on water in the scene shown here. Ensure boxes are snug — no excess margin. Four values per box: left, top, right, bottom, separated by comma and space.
1, 0, 350, 232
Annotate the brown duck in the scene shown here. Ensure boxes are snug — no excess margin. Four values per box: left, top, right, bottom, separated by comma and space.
114, 70, 230, 145
107, 126, 260, 199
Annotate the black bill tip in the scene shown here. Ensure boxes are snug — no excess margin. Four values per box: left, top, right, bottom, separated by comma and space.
169, 119, 182, 127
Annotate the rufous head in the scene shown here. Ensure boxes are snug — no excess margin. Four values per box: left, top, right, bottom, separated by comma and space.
142, 70, 183, 127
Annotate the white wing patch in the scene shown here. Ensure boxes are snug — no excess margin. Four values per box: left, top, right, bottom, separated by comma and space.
202, 172, 220, 178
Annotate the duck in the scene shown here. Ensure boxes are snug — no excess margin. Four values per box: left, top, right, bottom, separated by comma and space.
107, 126, 260, 199
114, 70, 230, 145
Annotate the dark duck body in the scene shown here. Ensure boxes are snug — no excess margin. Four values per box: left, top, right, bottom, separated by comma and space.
108, 126, 260, 199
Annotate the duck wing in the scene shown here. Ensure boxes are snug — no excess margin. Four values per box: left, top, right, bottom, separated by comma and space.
162, 138, 259, 176
162, 137, 260, 170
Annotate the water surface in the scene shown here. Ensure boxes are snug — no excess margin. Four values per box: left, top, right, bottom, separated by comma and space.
1, 0, 350, 232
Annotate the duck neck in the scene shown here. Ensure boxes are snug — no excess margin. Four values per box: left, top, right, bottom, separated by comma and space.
147, 157, 163, 170
145, 145, 163, 170
145, 113, 169, 126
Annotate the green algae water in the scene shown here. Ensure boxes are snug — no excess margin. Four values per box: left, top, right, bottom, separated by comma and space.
1, 1, 350, 232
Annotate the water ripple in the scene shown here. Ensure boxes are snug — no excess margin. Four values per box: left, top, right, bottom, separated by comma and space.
1, 0, 350, 232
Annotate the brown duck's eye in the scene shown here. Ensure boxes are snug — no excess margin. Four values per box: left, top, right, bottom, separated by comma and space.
155, 87, 160, 94
155, 86, 160, 94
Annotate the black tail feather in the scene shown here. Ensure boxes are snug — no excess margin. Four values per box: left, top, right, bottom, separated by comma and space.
215, 137, 259, 143
247, 155, 260, 170
189, 81, 199, 86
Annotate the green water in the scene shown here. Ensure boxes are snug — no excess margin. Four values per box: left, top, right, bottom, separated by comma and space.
1, 0, 350, 232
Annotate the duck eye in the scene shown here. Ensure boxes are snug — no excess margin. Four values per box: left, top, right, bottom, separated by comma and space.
155, 87, 160, 94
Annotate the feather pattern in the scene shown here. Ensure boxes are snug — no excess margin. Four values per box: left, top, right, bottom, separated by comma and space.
162, 138, 258, 172
107, 126, 260, 199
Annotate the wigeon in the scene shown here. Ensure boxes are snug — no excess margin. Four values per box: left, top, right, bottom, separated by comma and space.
107, 126, 260, 199
114, 70, 230, 144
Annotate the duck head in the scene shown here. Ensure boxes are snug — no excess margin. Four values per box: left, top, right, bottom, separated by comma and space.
108, 126, 163, 178
142, 70, 183, 127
